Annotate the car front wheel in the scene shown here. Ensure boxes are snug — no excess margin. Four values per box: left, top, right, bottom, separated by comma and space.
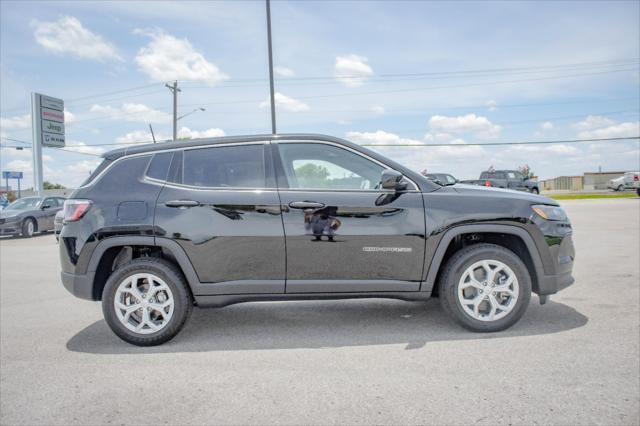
102, 257, 192, 346
440, 243, 532, 332
21, 218, 35, 238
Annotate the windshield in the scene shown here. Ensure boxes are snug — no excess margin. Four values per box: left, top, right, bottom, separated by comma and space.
5, 197, 41, 211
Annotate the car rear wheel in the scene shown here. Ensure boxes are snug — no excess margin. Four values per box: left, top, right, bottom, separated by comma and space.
617, 185, 624, 192
440, 243, 532, 332
102, 257, 192, 346
21, 218, 35, 238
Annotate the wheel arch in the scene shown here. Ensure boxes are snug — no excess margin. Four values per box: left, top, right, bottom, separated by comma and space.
86, 236, 200, 300
423, 224, 545, 295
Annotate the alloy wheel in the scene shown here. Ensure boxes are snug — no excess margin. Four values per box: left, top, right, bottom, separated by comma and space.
457, 260, 520, 321
114, 273, 175, 334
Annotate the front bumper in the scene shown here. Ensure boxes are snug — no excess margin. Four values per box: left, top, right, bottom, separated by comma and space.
0, 221, 20, 235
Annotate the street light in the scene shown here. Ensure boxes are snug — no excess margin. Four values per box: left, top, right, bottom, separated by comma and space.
177, 107, 206, 121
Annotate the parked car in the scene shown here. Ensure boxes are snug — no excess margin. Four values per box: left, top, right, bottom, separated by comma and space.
54, 210, 64, 241
423, 173, 458, 186
59, 134, 574, 346
462, 170, 539, 194
0, 196, 65, 237
608, 172, 639, 191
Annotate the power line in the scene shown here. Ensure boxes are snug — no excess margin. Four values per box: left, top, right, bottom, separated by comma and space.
2, 58, 637, 116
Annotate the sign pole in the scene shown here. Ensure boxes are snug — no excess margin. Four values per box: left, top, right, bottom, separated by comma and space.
31, 93, 44, 196
17, 178, 21, 199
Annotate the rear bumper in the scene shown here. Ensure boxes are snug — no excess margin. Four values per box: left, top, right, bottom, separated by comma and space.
61, 271, 95, 300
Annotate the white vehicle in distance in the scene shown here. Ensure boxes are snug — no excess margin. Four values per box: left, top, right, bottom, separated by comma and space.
607, 172, 639, 192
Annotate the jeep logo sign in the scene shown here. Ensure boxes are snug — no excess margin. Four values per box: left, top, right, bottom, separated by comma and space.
32, 93, 65, 148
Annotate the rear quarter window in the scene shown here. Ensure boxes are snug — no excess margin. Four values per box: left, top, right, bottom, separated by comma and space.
145, 152, 173, 181
182, 144, 266, 188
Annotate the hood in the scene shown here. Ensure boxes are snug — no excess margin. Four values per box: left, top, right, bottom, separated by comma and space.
0, 210, 22, 219
450, 183, 558, 205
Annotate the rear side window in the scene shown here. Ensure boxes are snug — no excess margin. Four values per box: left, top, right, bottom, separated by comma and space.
80, 159, 112, 187
146, 152, 172, 181
183, 144, 266, 188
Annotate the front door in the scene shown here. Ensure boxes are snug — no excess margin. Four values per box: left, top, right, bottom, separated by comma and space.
154, 142, 286, 295
273, 141, 426, 293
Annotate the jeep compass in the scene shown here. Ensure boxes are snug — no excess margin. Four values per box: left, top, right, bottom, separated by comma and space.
59, 134, 575, 346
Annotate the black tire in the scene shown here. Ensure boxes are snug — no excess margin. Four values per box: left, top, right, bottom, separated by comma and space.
617, 185, 624, 192
21, 218, 35, 238
101, 257, 193, 346
531, 187, 539, 194
636, 188, 640, 197
439, 243, 532, 332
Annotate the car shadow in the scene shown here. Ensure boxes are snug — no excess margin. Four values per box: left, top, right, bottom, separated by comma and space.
0, 231, 53, 240
66, 297, 588, 354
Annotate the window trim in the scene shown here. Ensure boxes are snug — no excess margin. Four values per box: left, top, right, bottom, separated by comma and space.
273, 140, 419, 192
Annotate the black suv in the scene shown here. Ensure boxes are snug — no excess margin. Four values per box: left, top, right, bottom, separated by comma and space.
59, 134, 575, 346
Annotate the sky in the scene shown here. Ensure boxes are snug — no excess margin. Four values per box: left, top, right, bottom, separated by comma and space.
1, 0, 639, 189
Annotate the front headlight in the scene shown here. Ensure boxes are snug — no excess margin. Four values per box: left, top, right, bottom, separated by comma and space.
531, 205, 568, 221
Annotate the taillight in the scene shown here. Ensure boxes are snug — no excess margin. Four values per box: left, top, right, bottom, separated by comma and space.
485, 180, 492, 187
634, 175, 639, 181
63, 199, 92, 222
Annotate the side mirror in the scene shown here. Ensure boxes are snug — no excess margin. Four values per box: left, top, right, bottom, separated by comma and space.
381, 169, 407, 191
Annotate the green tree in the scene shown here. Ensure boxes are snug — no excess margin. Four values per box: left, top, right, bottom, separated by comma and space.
43, 181, 66, 190
517, 165, 535, 179
294, 163, 330, 187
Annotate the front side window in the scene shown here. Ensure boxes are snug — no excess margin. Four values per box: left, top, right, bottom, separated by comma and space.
277, 143, 385, 190
183, 144, 266, 188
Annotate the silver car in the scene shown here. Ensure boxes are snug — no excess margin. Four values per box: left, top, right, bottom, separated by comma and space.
0, 196, 65, 238
608, 172, 640, 191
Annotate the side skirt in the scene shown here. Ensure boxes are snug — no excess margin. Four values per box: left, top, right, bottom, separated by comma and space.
194, 291, 431, 308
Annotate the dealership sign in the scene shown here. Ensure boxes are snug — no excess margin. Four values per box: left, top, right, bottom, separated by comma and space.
2, 171, 23, 179
32, 93, 65, 148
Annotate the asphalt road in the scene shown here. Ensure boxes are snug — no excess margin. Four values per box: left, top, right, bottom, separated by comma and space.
1, 199, 638, 425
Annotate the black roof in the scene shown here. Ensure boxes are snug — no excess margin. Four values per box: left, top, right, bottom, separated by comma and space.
102, 133, 439, 193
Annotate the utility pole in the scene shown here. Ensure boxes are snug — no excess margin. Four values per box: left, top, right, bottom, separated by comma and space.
165, 81, 181, 141
266, 0, 277, 134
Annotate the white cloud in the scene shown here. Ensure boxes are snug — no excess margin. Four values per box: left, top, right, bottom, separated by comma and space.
63, 142, 106, 156
578, 121, 639, 139
346, 130, 485, 173
428, 113, 502, 139
90, 103, 171, 124
334, 54, 374, 87
115, 130, 157, 145
64, 109, 76, 124
134, 29, 228, 85
178, 127, 225, 139
541, 121, 554, 130
259, 92, 310, 112
370, 105, 385, 116
486, 100, 497, 112
274, 66, 295, 77
3, 160, 32, 173
1, 114, 31, 130
31, 16, 122, 62
65, 160, 102, 175
572, 115, 616, 131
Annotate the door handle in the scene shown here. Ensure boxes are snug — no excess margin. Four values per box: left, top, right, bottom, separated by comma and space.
288, 201, 325, 209
165, 200, 200, 208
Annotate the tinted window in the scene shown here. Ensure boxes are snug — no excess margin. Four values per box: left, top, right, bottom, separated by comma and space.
183, 144, 266, 188
277, 143, 384, 190
80, 159, 112, 186
146, 152, 172, 181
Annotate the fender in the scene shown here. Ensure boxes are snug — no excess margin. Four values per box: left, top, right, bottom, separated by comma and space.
422, 224, 545, 293
85, 235, 201, 293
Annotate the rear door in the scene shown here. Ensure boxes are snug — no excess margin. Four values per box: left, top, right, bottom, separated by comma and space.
154, 142, 286, 295
273, 140, 426, 293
